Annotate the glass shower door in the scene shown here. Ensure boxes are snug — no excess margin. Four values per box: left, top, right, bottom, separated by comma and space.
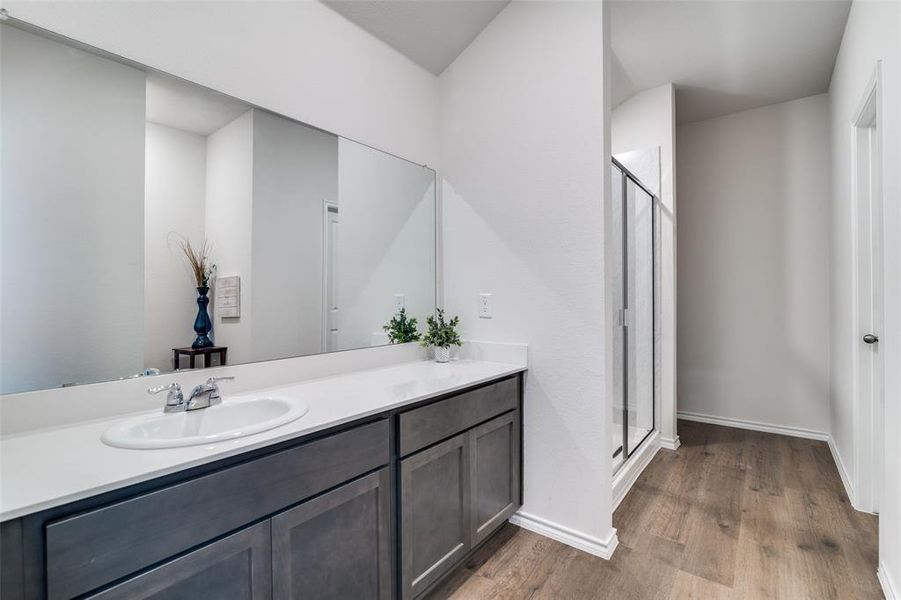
611, 161, 656, 472
611, 166, 626, 469
626, 179, 654, 458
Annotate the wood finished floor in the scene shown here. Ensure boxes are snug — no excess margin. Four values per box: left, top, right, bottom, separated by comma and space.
426, 420, 881, 600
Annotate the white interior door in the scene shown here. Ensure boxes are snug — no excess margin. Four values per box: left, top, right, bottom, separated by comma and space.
853, 67, 884, 513
323, 203, 339, 352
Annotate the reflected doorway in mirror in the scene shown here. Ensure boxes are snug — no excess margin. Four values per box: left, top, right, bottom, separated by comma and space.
322, 202, 339, 352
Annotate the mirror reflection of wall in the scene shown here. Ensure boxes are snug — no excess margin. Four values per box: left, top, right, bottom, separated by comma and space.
0, 23, 436, 394
336, 140, 436, 352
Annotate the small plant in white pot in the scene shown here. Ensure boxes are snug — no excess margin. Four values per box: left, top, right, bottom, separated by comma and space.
421, 308, 462, 363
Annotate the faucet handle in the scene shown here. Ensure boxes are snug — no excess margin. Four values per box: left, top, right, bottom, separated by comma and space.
205, 376, 233, 406
148, 383, 186, 412
147, 382, 181, 395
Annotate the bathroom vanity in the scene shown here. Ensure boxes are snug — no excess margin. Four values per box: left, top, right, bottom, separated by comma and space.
0, 365, 524, 600
0, 13, 525, 600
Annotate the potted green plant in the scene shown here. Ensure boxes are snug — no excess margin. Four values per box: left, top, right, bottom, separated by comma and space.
382, 308, 421, 344
421, 308, 462, 363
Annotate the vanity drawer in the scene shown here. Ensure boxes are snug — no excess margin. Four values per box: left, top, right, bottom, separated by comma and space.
85, 521, 271, 600
398, 375, 519, 456
45, 419, 389, 600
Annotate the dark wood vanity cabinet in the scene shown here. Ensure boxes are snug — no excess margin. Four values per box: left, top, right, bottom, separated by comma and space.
43, 420, 390, 600
86, 521, 272, 600
398, 378, 522, 600
83, 468, 393, 600
469, 411, 521, 546
0, 372, 523, 600
400, 433, 471, 599
272, 468, 392, 600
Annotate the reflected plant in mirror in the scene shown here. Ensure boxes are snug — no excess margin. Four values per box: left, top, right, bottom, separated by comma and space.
382, 308, 420, 345
0, 21, 436, 394
421, 309, 462, 363
173, 234, 215, 289
173, 235, 216, 349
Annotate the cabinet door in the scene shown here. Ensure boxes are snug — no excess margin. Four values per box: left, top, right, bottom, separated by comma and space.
87, 521, 271, 600
272, 468, 392, 600
0, 520, 24, 600
470, 411, 521, 545
400, 432, 470, 600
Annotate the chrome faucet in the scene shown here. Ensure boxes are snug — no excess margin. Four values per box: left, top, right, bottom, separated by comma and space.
147, 376, 234, 413
147, 382, 186, 413
186, 376, 235, 410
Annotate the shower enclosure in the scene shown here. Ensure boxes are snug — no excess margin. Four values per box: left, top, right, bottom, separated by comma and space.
612, 157, 658, 473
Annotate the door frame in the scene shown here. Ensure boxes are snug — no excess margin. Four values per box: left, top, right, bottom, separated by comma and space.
321, 201, 339, 352
850, 62, 884, 514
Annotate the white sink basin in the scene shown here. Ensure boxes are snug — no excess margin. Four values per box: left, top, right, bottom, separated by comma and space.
101, 397, 309, 449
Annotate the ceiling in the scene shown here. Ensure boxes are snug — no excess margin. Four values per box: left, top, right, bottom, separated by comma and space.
146, 73, 250, 136
610, 0, 852, 123
322, 0, 851, 124
323, 0, 509, 75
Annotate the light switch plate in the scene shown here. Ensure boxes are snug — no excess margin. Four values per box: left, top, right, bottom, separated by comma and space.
394, 294, 405, 314
478, 293, 492, 319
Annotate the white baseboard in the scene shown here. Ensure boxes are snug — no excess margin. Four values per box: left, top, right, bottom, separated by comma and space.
880, 562, 899, 600
676, 411, 829, 441
660, 435, 680, 450
827, 435, 858, 510
613, 431, 661, 512
508, 512, 619, 560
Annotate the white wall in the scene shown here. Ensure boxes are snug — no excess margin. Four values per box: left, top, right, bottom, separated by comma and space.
205, 111, 255, 365
0, 24, 146, 393
676, 94, 831, 434
337, 139, 436, 350
613, 84, 675, 204
612, 83, 678, 448
440, 1, 616, 555
827, 0, 901, 591
2, 1, 439, 168
251, 111, 338, 362
144, 122, 207, 371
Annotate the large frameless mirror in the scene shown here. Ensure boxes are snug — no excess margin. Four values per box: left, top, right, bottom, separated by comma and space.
0, 21, 436, 394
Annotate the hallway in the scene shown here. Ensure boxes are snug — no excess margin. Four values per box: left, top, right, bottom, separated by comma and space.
429, 421, 881, 599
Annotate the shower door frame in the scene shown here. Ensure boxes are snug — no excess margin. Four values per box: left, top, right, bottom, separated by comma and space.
612, 157, 658, 466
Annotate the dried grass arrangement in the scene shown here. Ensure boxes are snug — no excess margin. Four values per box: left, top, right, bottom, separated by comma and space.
169, 233, 216, 288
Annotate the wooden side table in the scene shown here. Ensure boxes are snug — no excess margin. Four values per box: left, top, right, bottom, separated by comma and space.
172, 346, 228, 370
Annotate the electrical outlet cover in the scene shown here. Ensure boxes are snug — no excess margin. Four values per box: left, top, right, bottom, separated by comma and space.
478, 293, 492, 319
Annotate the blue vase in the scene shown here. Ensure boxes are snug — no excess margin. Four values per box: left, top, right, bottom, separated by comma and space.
192, 285, 214, 348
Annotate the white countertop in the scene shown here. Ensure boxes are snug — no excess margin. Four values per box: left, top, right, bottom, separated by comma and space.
0, 359, 525, 521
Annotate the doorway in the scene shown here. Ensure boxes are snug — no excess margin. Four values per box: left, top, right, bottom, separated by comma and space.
852, 63, 884, 514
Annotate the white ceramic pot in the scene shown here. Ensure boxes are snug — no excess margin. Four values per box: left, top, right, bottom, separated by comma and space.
434, 346, 450, 363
